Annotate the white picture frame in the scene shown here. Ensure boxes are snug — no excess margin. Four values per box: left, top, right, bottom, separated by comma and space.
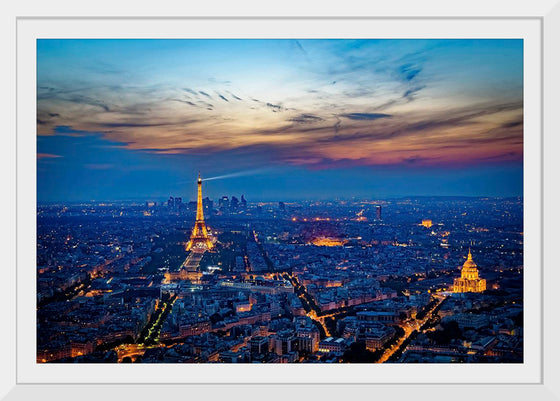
3, 0, 559, 399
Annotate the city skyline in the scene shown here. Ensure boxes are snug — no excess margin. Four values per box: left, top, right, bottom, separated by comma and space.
37, 39, 523, 202
37, 195, 524, 364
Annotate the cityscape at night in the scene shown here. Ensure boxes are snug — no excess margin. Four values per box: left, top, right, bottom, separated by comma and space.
37, 39, 524, 364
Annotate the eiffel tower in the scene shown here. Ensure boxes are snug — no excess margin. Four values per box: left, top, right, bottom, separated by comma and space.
185, 173, 213, 252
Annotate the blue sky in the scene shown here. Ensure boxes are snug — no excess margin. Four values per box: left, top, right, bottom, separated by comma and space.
37, 39, 523, 202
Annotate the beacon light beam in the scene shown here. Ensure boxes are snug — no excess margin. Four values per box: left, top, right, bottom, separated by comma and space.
203, 168, 274, 182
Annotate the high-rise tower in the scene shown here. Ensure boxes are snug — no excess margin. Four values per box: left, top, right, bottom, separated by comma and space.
186, 173, 213, 252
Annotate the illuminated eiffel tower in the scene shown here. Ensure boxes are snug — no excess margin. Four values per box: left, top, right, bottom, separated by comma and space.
185, 173, 213, 252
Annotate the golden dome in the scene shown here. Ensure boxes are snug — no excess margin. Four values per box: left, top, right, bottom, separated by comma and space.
462, 249, 478, 269
454, 248, 486, 293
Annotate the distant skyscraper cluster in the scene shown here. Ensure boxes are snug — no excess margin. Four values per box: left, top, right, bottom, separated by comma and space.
218, 194, 247, 213
167, 196, 183, 210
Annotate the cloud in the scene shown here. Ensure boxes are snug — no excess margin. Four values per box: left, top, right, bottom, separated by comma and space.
183, 88, 198, 96
474, 152, 520, 162
501, 120, 523, 129
289, 113, 323, 124
292, 40, 311, 64
402, 85, 426, 101
37, 88, 522, 171
37, 153, 62, 159
392, 101, 522, 136
54, 126, 101, 137
98, 121, 196, 128
172, 99, 197, 106
315, 131, 379, 144
227, 91, 243, 101
402, 155, 437, 164
399, 63, 422, 82
39, 91, 112, 112
38, 95, 522, 171
36, 40, 523, 172
266, 103, 283, 112
341, 113, 392, 121
374, 101, 399, 113
293, 40, 307, 56
333, 116, 342, 134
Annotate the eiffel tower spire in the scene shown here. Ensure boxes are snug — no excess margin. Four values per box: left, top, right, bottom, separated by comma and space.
186, 173, 213, 252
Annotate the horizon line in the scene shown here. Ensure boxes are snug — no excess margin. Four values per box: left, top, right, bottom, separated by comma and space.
37, 195, 524, 205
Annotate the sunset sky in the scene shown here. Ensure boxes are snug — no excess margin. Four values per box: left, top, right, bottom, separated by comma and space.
37, 39, 523, 202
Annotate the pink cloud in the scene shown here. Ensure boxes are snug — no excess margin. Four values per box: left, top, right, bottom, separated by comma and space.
37, 153, 62, 159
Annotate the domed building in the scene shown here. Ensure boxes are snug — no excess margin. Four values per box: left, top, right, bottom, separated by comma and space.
453, 249, 486, 293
